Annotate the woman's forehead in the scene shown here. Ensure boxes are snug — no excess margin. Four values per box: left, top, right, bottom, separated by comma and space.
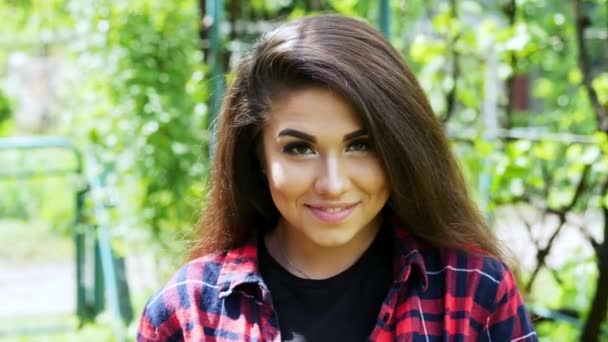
265, 87, 364, 136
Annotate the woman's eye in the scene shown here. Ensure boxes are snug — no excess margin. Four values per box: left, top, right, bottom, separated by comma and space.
283, 142, 315, 155
346, 139, 371, 152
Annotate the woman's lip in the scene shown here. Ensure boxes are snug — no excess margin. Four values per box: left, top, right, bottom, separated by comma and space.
306, 202, 359, 209
305, 203, 358, 223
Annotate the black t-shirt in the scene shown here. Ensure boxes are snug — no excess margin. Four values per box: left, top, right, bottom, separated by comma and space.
258, 227, 393, 342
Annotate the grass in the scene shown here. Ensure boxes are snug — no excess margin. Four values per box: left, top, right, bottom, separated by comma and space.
0, 220, 73, 262
0, 219, 139, 341
0, 314, 116, 342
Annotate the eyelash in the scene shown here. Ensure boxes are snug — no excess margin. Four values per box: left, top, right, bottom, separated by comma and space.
347, 139, 371, 152
283, 142, 315, 155
282, 139, 372, 156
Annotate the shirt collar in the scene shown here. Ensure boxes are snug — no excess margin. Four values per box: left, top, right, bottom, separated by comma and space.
390, 216, 429, 291
217, 217, 429, 300
216, 238, 269, 300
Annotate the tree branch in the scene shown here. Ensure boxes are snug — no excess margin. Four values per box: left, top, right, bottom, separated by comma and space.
581, 176, 608, 341
572, 0, 608, 132
524, 216, 563, 294
540, 159, 553, 199
564, 164, 591, 213
516, 206, 542, 250
503, 0, 517, 129
524, 164, 591, 293
548, 266, 564, 287
575, 222, 600, 252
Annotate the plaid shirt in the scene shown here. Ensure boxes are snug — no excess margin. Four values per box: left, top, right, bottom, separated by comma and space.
137, 225, 537, 342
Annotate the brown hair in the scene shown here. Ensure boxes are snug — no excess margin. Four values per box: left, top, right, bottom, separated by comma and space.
190, 14, 506, 262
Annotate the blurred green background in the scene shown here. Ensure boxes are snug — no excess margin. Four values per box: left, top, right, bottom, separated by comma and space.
0, 0, 606, 341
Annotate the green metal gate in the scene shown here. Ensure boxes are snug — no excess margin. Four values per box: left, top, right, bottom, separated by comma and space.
0, 136, 132, 341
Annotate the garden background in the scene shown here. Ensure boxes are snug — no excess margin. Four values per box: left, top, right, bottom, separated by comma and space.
0, 0, 607, 341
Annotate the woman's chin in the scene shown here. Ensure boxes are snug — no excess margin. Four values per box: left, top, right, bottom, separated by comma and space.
300, 227, 360, 249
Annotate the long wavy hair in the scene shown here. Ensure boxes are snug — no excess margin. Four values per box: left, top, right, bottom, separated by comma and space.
189, 14, 506, 262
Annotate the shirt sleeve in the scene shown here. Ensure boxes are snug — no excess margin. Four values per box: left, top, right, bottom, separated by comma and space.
136, 300, 161, 342
483, 267, 538, 342
136, 292, 187, 342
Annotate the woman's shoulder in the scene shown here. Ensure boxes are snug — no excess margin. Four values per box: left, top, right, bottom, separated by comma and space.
420, 247, 535, 340
420, 243, 519, 311
146, 251, 227, 308
421, 244, 512, 283
137, 252, 228, 339
417, 244, 518, 302
393, 226, 513, 292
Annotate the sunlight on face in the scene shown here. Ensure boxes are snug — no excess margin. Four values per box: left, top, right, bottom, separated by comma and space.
261, 87, 390, 249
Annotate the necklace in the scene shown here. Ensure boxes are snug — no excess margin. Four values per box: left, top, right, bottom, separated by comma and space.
281, 245, 312, 280
276, 230, 312, 280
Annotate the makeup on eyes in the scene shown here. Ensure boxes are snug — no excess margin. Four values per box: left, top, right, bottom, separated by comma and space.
277, 127, 372, 157
283, 141, 315, 155
345, 137, 371, 152
281, 137, 372, 156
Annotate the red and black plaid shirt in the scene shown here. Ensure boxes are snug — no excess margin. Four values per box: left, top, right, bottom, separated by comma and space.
137, 224, 537, 341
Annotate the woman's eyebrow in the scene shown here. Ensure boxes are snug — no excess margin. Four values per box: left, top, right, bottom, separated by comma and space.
343, 129, 367, 142
277, 128, 367, 142
277, 129, 316, 142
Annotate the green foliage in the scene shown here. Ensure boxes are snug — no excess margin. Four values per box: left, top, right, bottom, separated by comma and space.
51, 0, 210, 256
0, 88, 12, 125
1, 0, 607, 338
593, 72, 608, 106
104, 1, 208, 240
402, 1, 606, 338
528, 256, 599, 339
0, 0, 209, 261
0, 148, 78, 228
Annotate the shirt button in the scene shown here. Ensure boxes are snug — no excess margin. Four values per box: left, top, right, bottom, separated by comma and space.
382, 313, 390, 322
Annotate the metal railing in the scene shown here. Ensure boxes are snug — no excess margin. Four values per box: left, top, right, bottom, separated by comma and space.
0, 136, 131, 341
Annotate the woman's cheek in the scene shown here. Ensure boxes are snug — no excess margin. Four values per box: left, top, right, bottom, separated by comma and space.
269, 159, 315, 196
348, 157, 388, 189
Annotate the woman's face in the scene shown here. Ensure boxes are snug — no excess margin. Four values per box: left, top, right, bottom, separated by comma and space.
261, 87, 390, 248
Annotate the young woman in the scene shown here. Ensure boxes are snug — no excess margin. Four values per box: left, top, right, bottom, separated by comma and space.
137, 14, 537, 342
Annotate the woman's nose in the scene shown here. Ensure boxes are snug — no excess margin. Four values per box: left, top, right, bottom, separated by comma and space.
314, 155, 348, 197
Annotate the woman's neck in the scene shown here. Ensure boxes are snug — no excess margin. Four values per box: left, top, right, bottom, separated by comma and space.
264, 217, 383, 279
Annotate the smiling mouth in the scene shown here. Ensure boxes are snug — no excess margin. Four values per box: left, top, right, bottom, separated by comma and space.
305, 203, 359, 223
308, 205, 356, 212
317, 207, 348, 213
